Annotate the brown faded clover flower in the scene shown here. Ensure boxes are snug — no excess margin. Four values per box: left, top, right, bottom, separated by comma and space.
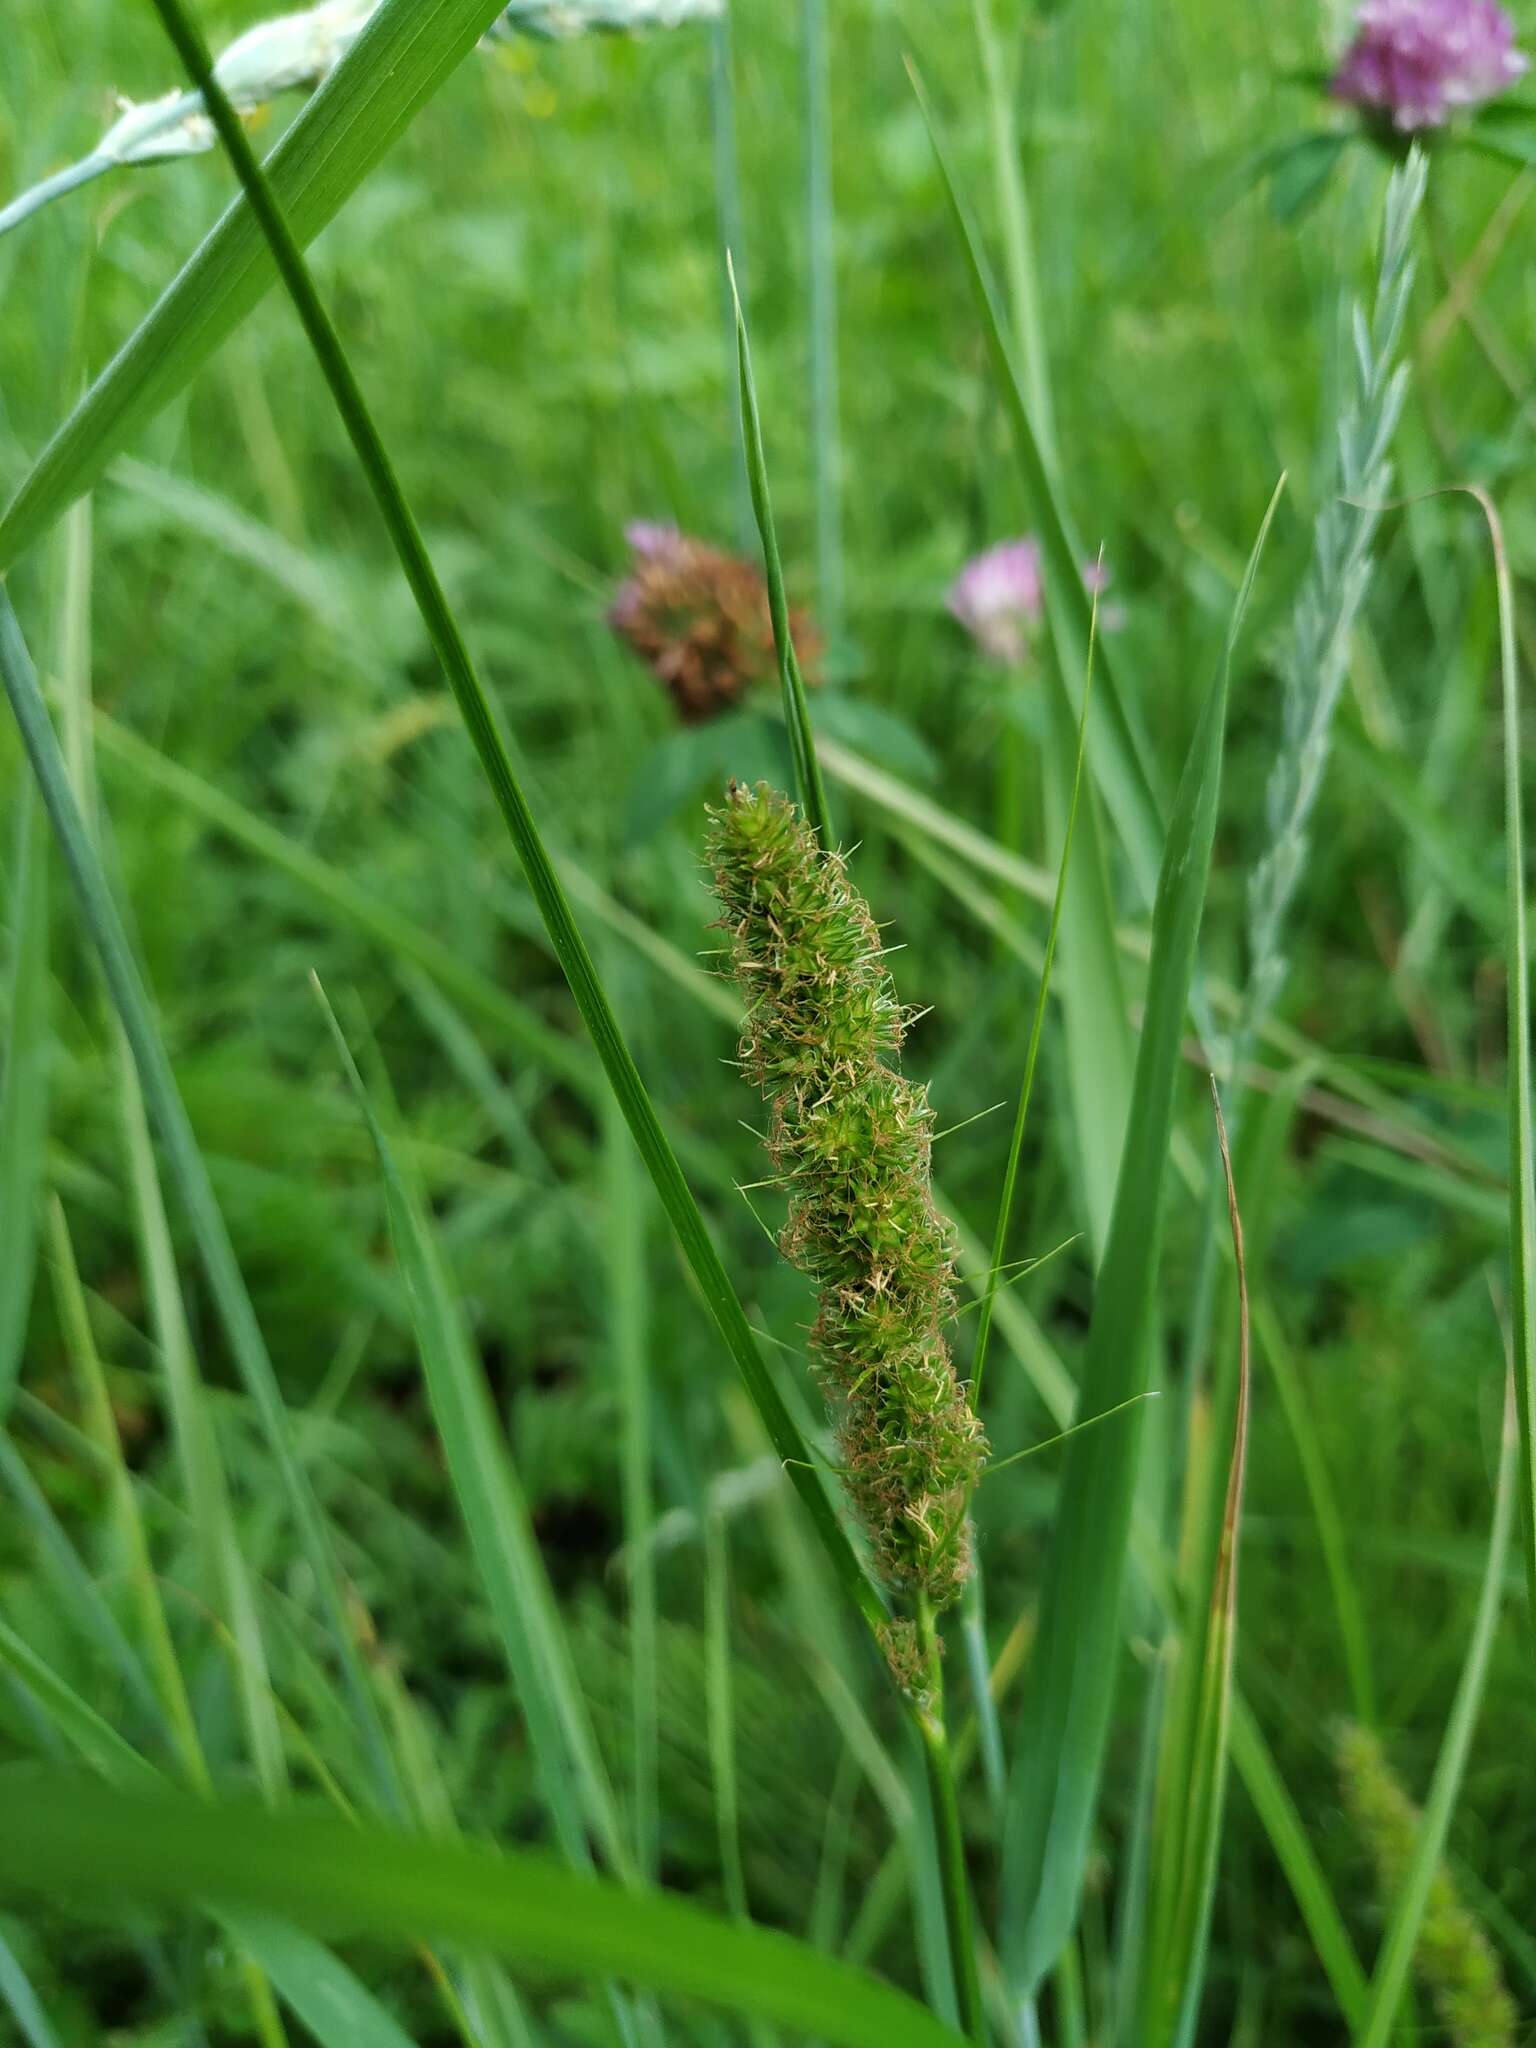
608, 521, 817, 723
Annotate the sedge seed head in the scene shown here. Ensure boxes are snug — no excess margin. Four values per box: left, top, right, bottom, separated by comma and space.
706, 782, 985, 1607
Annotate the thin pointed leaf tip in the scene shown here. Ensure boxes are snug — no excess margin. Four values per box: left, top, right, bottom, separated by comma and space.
706, 783, 986, 1646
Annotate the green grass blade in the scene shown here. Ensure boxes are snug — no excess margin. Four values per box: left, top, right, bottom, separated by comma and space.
801, 0, 843, 642
0, 1930, 60, 2048
971, 610, 1097, 1407
908, 60, 1163, 906
111, 1033, 288, 1799
315, 988, 629, 1877
0, 590, 394, 1796
136, 0, 882, 1638
1255, 1301, 1376, 1726
0, 1776, 969, 2048
92, 709, 593, 1094
1227, 1700, 1368, 2029
44, 1198, 209, 1792
49, 485, 288, 1802
1000, 482, 1282, 1996
817, 738, 1056, 909
821, 735, 1481, 1181
606, 1106, 659, 1880
0, 1625, 433, 2048
957, 628, 1096, 1830
971, 0, 1055, 469
0, 779, 48, 1418
0, 1431, 161, 1727
1136, 1084, 1252, 2048
1480, 488, 1536, 1630
729, 254, 832, 845
45, 1197, 302, 2041
1350, 1384, 1518, 2048
226, 1916, 419, 2048
704, 1508, 750, 1922
0, 1617, 161, 1788
0, 0, 508, 572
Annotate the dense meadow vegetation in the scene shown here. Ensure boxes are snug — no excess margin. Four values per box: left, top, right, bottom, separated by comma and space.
1, 0, 1534, 2042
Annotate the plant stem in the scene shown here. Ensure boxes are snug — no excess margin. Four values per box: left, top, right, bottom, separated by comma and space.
140, 0, 884, 1636
916, 1594, 985, 2045
973, 0, 1054, 470
802, 0, 844, 643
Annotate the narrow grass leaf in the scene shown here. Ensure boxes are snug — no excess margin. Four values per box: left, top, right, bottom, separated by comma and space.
1479, 487, 1536, 1630
92, 713, 593, 1096
0, 1777, 968, 2048
111, 1039, 288, 1798
134, 0, 882, 1637
227, 1916, 420, 2048
729, 253, 832, 844
1350, 1383, 1518, 2048
0, 1931, 60, 2048
1136, 1082, 1251, 2048
606, 1107, 659, 1879
1001, 483, 1282, 1995
1255, 1301, 1376, 1725
0, 1626, 436, 2048
821, 735, 1477, 1178
315, 987, 629, 1877
801, 0, 843, 639
909, 60, 1163, 906
0, 1432, 161, 1727
0, 0, 509, 570
973, 600, 1097, 1408
1228, 1701, 1368, 2028
0, 1617, 161, 1789
0, 590, 394, 1794
44, 1198, 208, 1791
0, 782, 49, 1417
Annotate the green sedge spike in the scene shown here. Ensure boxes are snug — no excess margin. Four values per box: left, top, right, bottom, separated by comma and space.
707, 782, 985, 1620
1336, 1721, 1518, 2048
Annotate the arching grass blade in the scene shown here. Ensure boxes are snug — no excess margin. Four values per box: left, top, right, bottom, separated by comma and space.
0, 0, 509, 571
136, 0, 883, 1637
1350, 1383, 1517, 2048
729, 252, 832, 845
1000, 482, 1282, 1997
0, 1776, 969, 2048
0, 782, 48, 1418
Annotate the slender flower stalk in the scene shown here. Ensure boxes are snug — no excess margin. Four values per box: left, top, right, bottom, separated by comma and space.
707, 782, 986, 1624
1336, 1722, 1518, 2048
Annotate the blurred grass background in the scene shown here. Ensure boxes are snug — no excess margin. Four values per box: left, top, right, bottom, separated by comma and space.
1, 0, 1533, 2039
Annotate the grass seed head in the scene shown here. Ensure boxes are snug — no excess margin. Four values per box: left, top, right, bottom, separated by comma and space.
706, 781, 985, 1614
1335, 1721, 1518, 2048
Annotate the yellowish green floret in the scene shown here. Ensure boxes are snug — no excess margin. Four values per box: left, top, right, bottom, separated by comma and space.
707, 781, 985, 1607
1336, 1721, 1517, 2048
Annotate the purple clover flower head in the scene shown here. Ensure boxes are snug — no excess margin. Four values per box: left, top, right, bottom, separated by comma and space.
946, 538, 1044, 665
1331, 0, 1528, 130
948, 536, 1124, 662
